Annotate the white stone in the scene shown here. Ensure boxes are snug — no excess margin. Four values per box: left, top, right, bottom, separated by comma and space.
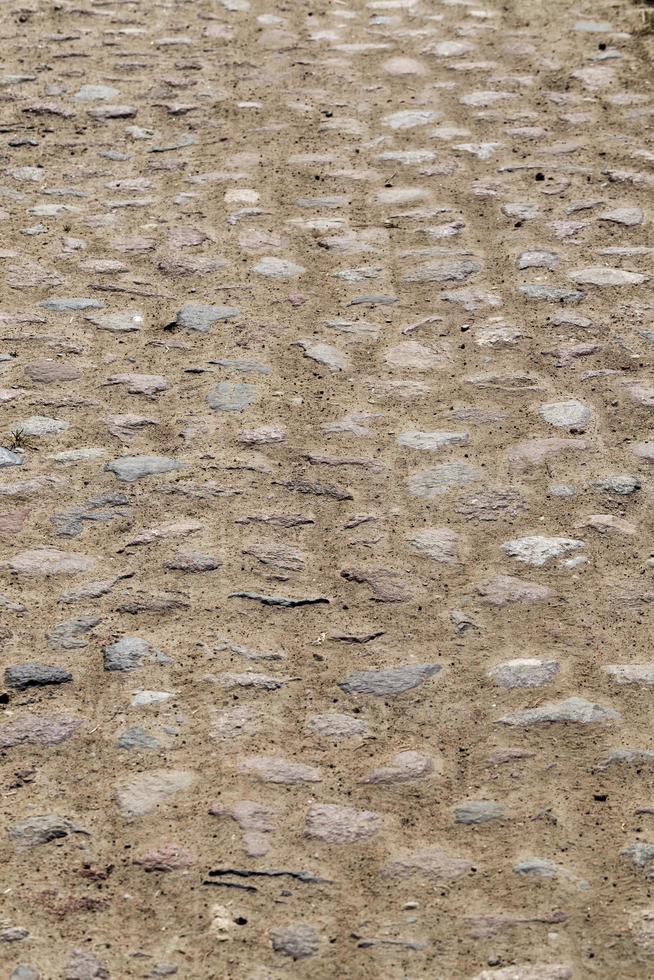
568, 267, 647, 286
502, 535, 584, 567
538, 400, 591, 428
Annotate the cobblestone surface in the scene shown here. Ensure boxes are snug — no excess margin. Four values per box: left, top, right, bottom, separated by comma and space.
0, 0, 653, 977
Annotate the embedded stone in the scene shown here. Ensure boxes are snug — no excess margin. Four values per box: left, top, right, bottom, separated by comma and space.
206, 382, 258, 412
270, 922, 319, 959
408, 462, 482, 498
175, 304, 239, 332
1, 548, 95, 575
502, 535, 584, 567
237, 756, 321, 784
488, 659, 559, 688
116, 770, 195, 818
498, 697, 619, 726
304, 803, 382, 843
105, 455, 184, 482
5, 663, 72, 689
338, 663, 441, 695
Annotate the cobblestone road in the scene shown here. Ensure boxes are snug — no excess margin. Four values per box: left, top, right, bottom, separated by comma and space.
0, 0, 653, 977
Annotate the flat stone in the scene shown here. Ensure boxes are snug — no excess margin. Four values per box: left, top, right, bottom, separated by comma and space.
503, 203, 539, 220
519, 285, 585, 302
165, 551, 220, 573
589, 475, 640, 495
508, 438, 589, 471
488, 659, 559, 688
253, 256, 305, 278
88, 104, 137, 119
456, 488, 528, 522
8, 814, 86, 850
48, 616, 100, 649
24, 360, 81, 383
454, 800, 505, 824
629, 908, 654, 955
5, 663, 72, 689
502, 535, 584, 566
116, 770, 195, 818
40, 298, 104, 311
306, 713, 368, 739
380, 848, 473, 883
131, 690, 173, 706
620, 841, 654, 873
361, 751, 436, 784
175, 304, 239, 332
538, 399, 591, 428
383, 109, 441, 129
115, 726, 161, 751
568, 267, 647, 286
407, 528, 460, 563
0, 713, 81, 748
105, 373, 168, 395
470, 967, 572, 980
85, 310, 143, 332
402, 259, 480, 283
408, 462, 482, 498
598, 748, 654, 769
104, 637, 154, 671
599, 207, 643, 226
604, 663, 654, 685
64, 950, 109, 979
14, 416, 69, 436
237, 756, 322, 784
10, 967, 40, 980
516, 250, 559, 270
397, 430, 468, 451
74, 84, 120, 101
338, 663, 441, 695
0, 448, 23, 468
134, 842, 194, 872
296, 340, 347, 372
105, 455, 184, 482
513, 857, 558, 878
341, 566, 412, 602
206, 382, 258, 412
385, 341, 449, 371
1, 548, 95, 575
476, 575, 554, 606
304, 803, 383, 843
270, 922, 319, 959
499, 696, 619, 726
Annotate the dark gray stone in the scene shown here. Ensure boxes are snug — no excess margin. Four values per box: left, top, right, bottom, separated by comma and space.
270, 922, 320, 959
206, 382, 258, 412
338, 663, 441, 695
103, 637, 152, 672
47, 616, 100, 649
175, 303, 239, 332
115, 726, 161, 750
5, 663, 72, 690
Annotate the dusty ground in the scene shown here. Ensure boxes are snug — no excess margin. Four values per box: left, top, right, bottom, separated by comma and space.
0, 0, 653, 977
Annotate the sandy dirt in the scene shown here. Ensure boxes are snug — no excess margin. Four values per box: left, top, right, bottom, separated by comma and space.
0, 0, 653, 977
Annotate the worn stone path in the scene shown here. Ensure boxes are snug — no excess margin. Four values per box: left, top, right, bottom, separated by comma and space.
0, 0, 653, 977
